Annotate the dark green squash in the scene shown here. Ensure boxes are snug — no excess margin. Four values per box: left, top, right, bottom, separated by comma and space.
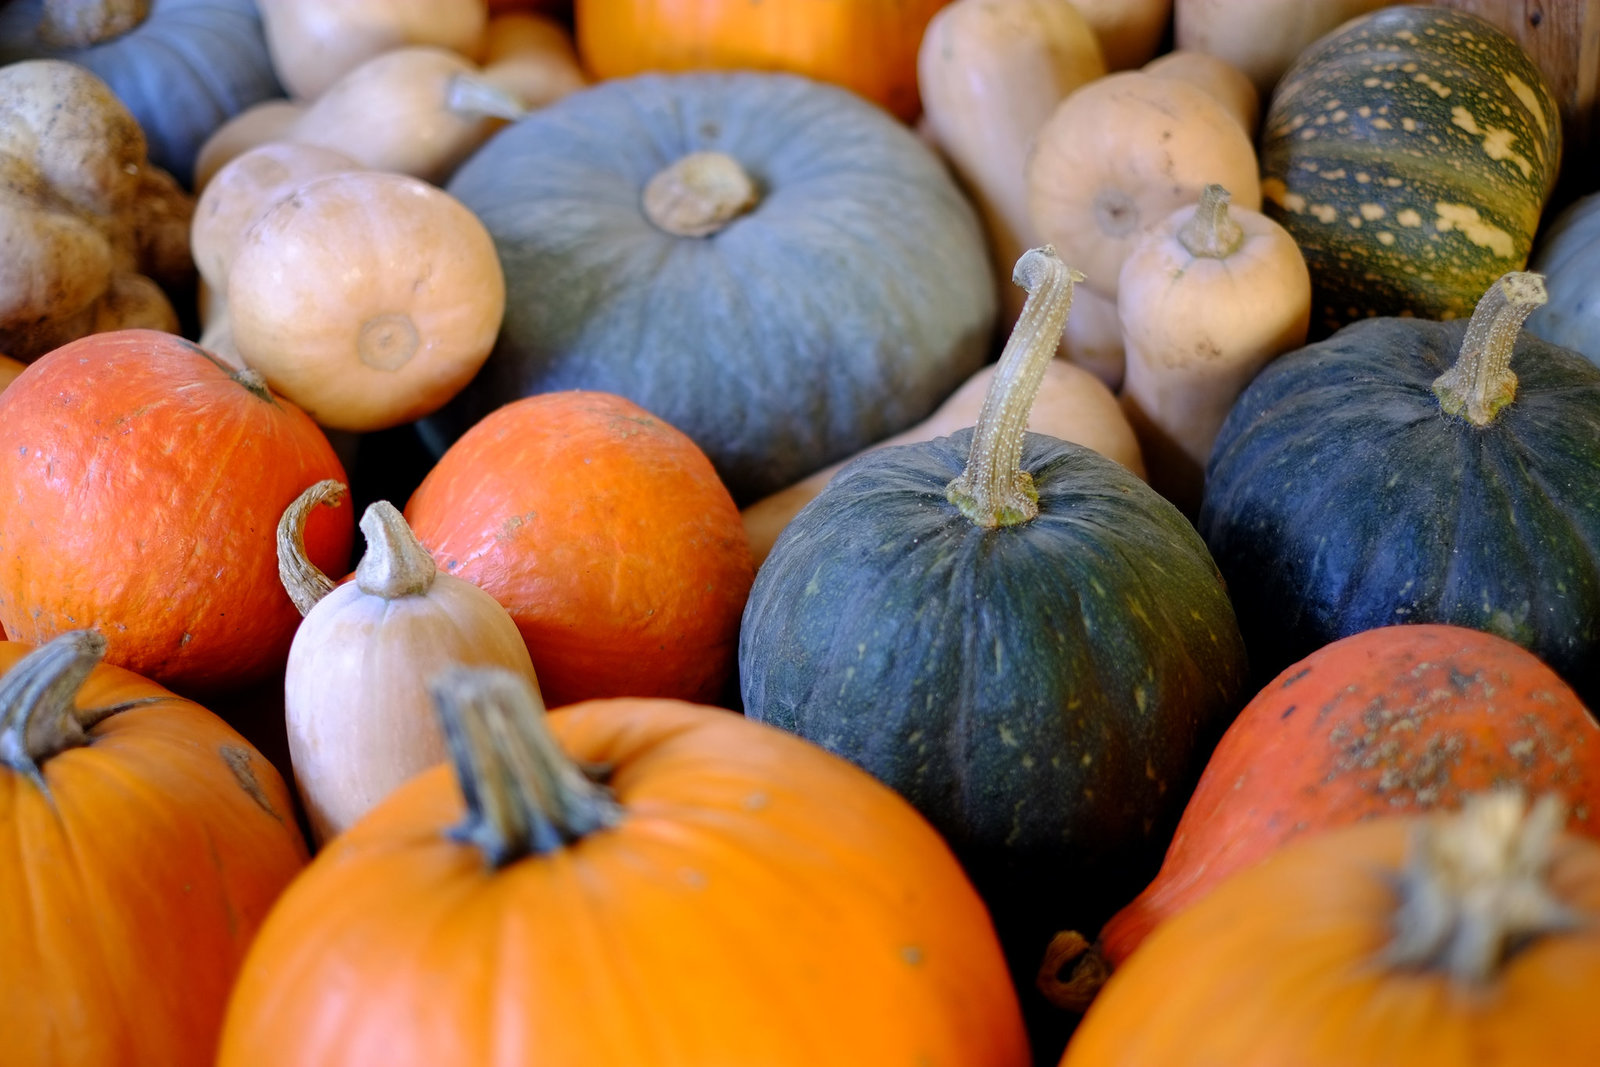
0, 0, 284, 188
430, 70, 997, 505
739, 247, 1249, 1044
1260, 5, 1561, 335
1200, 271, 1600, 708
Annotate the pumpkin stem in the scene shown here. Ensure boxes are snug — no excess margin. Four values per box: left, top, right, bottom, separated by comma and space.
355, 501, 438, 599
0, 630, 107, 784
231, 366, 278, 405
445, 73, 528, 123
1432, 271, 1546, 427
276, 480, 348, 617
642, 151, 760, 238
1035, 929, 1112, 1014
1383, 790, 1580, 984
434, 665, 622, 868
1177, 184, 1245, 259
38, 0, 149, 48
946, 246, 1084, 527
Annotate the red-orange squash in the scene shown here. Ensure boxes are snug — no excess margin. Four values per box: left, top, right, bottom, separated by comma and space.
218, 666, 1030, 1065
1096, 624, 1600, 967
1, 631, 309, 1066
573, 0, 951, 121
0, 329, 353, 693
404, 390, 753, 708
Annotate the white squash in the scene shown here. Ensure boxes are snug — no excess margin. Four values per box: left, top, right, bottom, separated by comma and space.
1173, 0, 1398, 98
259, 0, 490, 100
1143, 49, 1259, 135
1068, 0, 1172, 70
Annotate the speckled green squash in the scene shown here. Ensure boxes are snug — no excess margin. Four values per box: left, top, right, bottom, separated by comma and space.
1260, 5, 1561, 334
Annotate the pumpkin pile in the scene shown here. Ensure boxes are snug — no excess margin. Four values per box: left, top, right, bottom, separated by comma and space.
3, 1, 1600, 1064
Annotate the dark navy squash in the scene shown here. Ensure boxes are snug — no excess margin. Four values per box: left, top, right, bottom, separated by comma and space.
739, 249, 1249, 1043
1200, 272, 1600, 708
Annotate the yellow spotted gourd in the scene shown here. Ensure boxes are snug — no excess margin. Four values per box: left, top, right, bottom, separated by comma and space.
1260, 5, 1560, 334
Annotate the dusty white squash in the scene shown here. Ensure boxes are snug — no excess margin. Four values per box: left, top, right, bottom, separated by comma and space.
258, 0, 489, 100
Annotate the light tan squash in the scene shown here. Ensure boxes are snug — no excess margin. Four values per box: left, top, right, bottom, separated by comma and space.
258, 0, 490, 100
1059, 282, 1125, 390
192, 99, 308, 192
1143, 49, 1259, 135
742, 357, 1146, 565
1068, 0, 1173, 70
1173, 0, 1398, 98
1025, 70, 1261, 300
479, 11, 588, 108
918, 0, 1105, 329
1118, 183, 1311, 515
227, 170, 506, 432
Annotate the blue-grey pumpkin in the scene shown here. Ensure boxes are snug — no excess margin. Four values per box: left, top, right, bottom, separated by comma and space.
1526, 192, 1600, 367
0, 0, 283, 188
1200, 273, 1600, 707
430, 70, 998, 504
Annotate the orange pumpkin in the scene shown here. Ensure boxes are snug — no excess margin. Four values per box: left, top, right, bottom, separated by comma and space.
0, 330, 353, 694
1, 631, 309, 1066
1062, 791, 1600, 1065
404, 390, 753, 708
218, 666, 1031, 1066
1095, 624, 1600, 968
574, 0, 952, 121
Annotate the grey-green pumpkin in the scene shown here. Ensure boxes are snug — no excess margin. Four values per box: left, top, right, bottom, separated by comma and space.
1526, 191, 1600, 366
430, 71, 998, 504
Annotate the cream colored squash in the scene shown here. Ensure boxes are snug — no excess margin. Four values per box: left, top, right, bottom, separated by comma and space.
918, 0, 1105, 328
1059, 283, 1125, 389
1174, 0, 1398, 98
479, 11, 588, 108
1143, 49, 1259, 135
192, 99, 308, 192
258, 0, 490, 100
278, 483, 539, 845
227, 170, 506, 432
1067, 0, 1172, 70
743, 356, 1146, 565
1025, 70, 1260, 300
1118, 183, 1310, 515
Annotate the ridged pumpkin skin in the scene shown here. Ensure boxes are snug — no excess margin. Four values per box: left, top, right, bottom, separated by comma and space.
1, 638, 309, 1066
1099, 624, 1600, 966
1199, 316, 1600, 707
741, 430, 1249, 965
0, 330, 353, 693
218, 697, 1031, 1067
432, 71, 996, 504
1260, 6, 1561, 333
574, 0, 951, 122
0, 0, 284, 188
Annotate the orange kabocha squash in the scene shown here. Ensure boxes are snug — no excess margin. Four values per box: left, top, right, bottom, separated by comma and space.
574, 0, 952, 121
1, 631, 308, 1067
0, 329, 353, 694
218, 666, 1029, 1066
404, 390, 753, 708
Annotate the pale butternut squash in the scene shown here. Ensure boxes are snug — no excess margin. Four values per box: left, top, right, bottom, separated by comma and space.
1060, 283, 1125, 390
1068, 0, 1172, 70
479, 11, 588, 108
1174, 0, 1398, 98
192, 99, 308, 193
258, 0, 490, 100
1143, 49, 1259, 135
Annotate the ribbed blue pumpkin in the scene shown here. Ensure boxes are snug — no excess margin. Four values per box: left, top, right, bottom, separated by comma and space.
1527, 192, 1600, 366
431, 71, 997, 504
0, 0, 283, 188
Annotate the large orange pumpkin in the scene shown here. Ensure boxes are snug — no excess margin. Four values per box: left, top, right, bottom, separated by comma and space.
218, 666, 1031, 1066
0, 330, 353, 694
0, 631, 309, 1066
573, 0, 952, 121
1095, 624, 1600, 968
404, 390, 753, 708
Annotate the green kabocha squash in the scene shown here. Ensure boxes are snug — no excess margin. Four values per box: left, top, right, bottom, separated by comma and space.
429, 71, 997, 504
0, 0, 283, 188
1200, 272, 1600, 708
740, 247, 1249, 1046
1526, 191, 1600, 366
1260, 5, 1561, 334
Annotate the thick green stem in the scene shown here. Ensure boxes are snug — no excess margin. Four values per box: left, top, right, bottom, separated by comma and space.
0, 631, 106, 783
1178, 183, 1245, 259
642, 151, 759, 238
1383, 790, 1578, 984
39, 0, 149, 48
355, 501, 437, 599
946, 246, 1084, 527
1432, 271, 1546, 427
276, 480, 348, 616
435, 666, 622, 868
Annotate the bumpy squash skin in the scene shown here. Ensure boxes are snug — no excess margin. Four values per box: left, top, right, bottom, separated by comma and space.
433, 72, 996, 504
741, 428, 1249, 1024
1199, 317, 1600, 707
1260, 6, 1561, 334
